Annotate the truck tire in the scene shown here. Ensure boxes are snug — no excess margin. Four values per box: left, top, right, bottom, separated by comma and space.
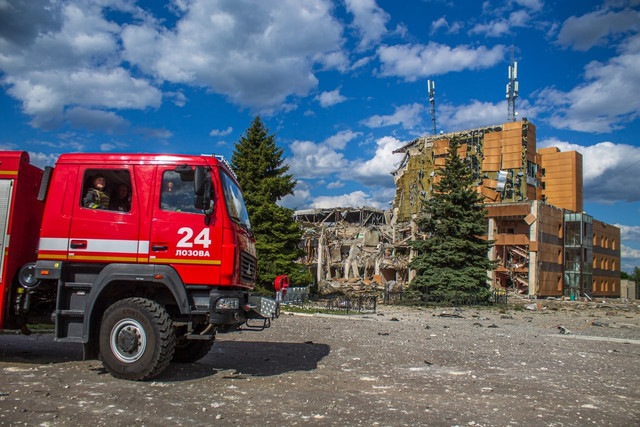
172, 338, 214, 363
99, 297, 176, 381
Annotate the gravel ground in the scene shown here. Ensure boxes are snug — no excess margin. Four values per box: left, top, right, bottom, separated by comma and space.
1, 299, 639, 426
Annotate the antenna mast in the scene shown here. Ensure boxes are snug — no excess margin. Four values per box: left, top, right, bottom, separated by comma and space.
428, 79, 436, 135
506, 47, 519, 122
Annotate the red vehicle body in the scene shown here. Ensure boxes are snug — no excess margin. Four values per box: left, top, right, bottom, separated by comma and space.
0, 151, 282, 380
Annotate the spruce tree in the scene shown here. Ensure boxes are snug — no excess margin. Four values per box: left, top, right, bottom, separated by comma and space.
232, 116, 310, 291
409, 137, 493, 303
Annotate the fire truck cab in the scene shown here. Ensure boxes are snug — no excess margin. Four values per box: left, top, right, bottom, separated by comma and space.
0, 151, 281, 380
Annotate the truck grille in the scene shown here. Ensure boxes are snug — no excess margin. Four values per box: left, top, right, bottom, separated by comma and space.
240, 250, 257, 284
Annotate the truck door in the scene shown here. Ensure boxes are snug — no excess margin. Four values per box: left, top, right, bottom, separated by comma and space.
0, 179, 13, 288
148, 166, 222, 285
68, 167, 141, 262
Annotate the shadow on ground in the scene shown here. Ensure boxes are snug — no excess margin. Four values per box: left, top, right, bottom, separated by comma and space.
157, 340, 331, 381
0, 333, 82, 364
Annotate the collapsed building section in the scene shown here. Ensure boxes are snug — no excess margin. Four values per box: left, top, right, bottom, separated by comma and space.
294, 208, 411, 295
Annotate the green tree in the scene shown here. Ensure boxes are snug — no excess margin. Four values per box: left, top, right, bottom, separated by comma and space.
632, 266, 640, 284
409, 137, 493, 303
232, 116, 310, 291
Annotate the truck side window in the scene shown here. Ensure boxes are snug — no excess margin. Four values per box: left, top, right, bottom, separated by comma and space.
160, 170, 199, 213
81, 169, 132, 212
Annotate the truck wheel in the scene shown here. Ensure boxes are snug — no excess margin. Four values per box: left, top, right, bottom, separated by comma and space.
99, 298, 176, 380
172, 338, 214, 363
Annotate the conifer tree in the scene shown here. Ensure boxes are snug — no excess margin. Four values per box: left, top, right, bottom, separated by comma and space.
231, 116, 310, 291
409, 137, 493, 303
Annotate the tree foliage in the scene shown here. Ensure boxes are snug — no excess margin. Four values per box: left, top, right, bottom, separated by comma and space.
232, 116, 310, 291
409, 137, 493, 303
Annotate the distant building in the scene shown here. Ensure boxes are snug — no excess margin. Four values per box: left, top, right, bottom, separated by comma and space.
392, 119, 620, 298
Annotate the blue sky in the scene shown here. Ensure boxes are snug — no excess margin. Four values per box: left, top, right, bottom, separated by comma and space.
1, 0, 639, 272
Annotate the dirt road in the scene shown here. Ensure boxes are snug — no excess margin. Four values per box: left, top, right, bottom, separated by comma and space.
1, 301, 639, 425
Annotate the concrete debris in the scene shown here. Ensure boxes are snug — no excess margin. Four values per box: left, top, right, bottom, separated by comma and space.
294, 207, 412, 295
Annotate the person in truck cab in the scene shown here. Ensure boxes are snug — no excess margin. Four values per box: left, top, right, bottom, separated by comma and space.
83, 175, 110, 209
109, 183, 131, 212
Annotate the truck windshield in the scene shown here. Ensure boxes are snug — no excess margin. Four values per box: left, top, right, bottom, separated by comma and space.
219, 170, 251, 231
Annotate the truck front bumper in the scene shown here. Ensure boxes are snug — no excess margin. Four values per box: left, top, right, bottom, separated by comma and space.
208, 290, 280, 328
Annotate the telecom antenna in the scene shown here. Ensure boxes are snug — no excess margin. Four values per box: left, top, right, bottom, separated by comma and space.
428, 79, 436, 135
506, 48, 519, 122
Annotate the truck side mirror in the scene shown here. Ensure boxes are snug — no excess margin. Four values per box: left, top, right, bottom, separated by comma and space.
194, 165, 206, 196
194, 166, 214, 225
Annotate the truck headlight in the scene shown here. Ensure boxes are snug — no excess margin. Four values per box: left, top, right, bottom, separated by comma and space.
215, 297, 240, 310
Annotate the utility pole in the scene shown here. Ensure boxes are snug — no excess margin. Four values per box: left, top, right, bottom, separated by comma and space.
428, 79, 436, 135
506, 47, 519, 122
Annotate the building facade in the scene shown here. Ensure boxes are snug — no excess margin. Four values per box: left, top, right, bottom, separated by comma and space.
392, 119, 620, 298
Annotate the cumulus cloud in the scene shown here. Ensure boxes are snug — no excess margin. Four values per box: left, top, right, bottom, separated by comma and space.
361, 103, 424, 129
616, 224, 640, 240
0, 1, 160, 130
279, 180, 312, 210
430, 17, 462, 35
324, 130, 361, 150
536, 33, 640, 133
27, 151, 60, 168
311, 190, 380, 209
0, 0, 347, 131
538, 138, 640, 203
316, 88, 348, 108
377, 42, 506, 81
344, 0, 390, 50
209, 127, 233, 137
350, 136, 405, 187
326, 180, 345, 189
288, 139, 350, 179
621, 244, 640, 260
122, 0, 344, 111
557, 7, 640, 51
470, 10, 532, 37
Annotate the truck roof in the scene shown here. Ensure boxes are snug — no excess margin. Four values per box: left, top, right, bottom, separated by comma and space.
56, 153, 223, 167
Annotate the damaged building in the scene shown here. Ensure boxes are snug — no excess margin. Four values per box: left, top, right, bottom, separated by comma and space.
294, 208, 412, 295
392, 119, 620, 299
294, 119, 620, 299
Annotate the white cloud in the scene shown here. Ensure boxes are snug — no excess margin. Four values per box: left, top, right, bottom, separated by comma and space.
514, 0, 543, 12
122, 0, 344, 111
209, 126, 233, 137
288, 139, 349, 179
311, 190, 381, 209
349, 136, 405, 187
538, 138, 640, 203
100, 143, 115, 151
27, 151, 60, 168
279, 180, 311, 210
326, 180, 345, 189
438, 101, 508, 132
430, 17, 462, 35
361, 103, 424, 129
557, 7, 640, 51
535, 33, 640, 133
377, 42, 506, 81
316, 88, 347, 108
65, 107, 128, 131
470, 10, 532, 37
616, 224, 640, 240
0, 0, 347, 130
621, 244, 640, 259
344, 0, 390, 50
324, 130, 360, 150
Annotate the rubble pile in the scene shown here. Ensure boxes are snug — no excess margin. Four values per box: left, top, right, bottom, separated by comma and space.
294, 208, 412, 295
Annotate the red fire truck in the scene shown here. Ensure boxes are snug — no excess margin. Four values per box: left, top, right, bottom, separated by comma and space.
0, 151, 284, 380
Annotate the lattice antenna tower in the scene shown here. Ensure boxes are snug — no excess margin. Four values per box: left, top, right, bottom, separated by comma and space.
428, 79, 436, 135
506, 48, 519, 122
